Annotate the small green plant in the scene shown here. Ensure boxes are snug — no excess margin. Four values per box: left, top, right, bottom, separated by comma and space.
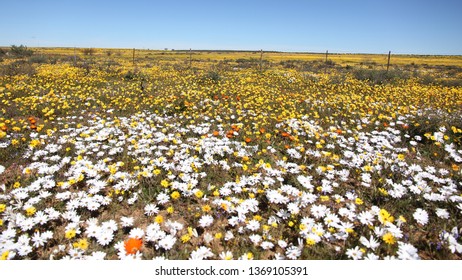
82, 48, 96, 56
10, 44, 34, 57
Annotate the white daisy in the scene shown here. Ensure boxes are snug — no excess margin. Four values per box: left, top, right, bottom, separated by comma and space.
198, 214, 213, 228
189, 246, 214, 260
413, 208, 429, 226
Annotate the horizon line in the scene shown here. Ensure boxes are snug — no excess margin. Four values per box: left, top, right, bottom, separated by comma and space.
2, 45, 462, 56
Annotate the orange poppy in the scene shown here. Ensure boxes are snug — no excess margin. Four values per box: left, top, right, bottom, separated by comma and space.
124, 238, 143, 255
212, 131, 220, 137
245, 137, 251, 143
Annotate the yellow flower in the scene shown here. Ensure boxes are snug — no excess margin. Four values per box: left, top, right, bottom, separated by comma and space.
202, 204, 211, 212
25, 206, 36, 216
73, 238, 89, 250
398, 215, 407, 223
1, 250, 10, 260
378, 209, 394, 224
29, 139, 41, 148
194, 190, 204, 199
382, 232, 396, 245
306, 237, 316, 246
355, 198, 364, 205
154, 215, 164, 224
161, 180, 170, 188
171, 191, 180, 200
180, 234, 191, 243
0, 204, 6, 213
376, 185, 387, 194
65, 229, 77, 239
167, 206, 174, 214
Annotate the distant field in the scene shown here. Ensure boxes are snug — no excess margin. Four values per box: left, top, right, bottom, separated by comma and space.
31, 47, 462, 67
1, 46, 461, 260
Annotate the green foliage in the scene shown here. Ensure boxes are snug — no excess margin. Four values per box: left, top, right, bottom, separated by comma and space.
352, 68, 411, 84
0, 60, 36, 76
81, 48, 96, 56
10, 44, 34, 57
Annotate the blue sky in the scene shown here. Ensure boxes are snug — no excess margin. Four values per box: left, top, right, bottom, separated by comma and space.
1, 0, 461, 54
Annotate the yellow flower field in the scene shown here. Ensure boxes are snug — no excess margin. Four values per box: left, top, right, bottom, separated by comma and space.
0, 49, 461, 259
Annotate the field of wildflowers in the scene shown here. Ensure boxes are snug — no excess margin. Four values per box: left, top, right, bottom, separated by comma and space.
0, 49, 462, 260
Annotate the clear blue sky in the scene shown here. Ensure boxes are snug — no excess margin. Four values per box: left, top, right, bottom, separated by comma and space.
1, 0, 461, 54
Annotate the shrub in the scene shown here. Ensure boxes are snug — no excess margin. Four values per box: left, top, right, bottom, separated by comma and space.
28, 55, 48, 64
10, 44, 34, 57
81, 48, 96, 56
352, 68, 411, 84
0, 60, 36, 76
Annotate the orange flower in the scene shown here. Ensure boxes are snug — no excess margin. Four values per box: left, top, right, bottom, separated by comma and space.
281, 131, 291, 138
28, 117, 36, 124
259, 127, 265, 134
245, 137, 251, 143
212, 131, 220, 137
124, 238, 143, 255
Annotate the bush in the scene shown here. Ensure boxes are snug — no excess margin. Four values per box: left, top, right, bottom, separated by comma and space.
81, 48, 96, 56
352, 68, 411, 84
28, 55, 48, 64
0, 60, 36, 76
10, 45, 34, 57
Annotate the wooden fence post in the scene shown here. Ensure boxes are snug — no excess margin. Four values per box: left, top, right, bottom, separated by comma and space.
387, 51, 391, 72
259, 49, 263, 71
189, 48, 192, 69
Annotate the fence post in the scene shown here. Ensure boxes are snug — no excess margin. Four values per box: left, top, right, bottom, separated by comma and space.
259, 49, 263, 71
132, 48, 136, 67
325, 50, 328, 63
189, 48, 192, 69
387, 51, 391, 72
